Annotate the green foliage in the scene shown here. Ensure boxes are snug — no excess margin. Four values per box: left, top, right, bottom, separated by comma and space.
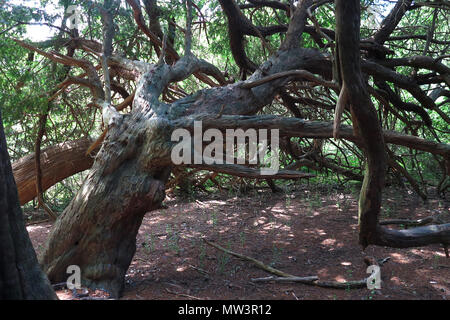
0, 0, 448, 215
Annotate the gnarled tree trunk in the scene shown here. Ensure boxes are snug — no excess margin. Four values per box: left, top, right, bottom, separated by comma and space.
40, 112, 171, 297
334, 0, 450, 249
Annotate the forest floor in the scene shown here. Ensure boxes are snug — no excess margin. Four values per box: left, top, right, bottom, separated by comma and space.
27, 182, 450, 300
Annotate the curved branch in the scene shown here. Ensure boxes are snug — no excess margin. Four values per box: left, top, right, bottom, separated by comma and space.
372, 0, 413, 46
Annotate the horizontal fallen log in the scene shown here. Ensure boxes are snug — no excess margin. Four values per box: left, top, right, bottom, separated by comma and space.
376, 224, 450, 248
314, 279, 367, 289
251, 276, 318, 283
251, 275, 368, 289
12, 138, 98, 205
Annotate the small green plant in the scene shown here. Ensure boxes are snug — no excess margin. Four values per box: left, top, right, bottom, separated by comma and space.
285, 195, 291, 207
270, 245, 283, 267
383, 205, 393, 218
313, 193, 321, 208
210, 210, 218, 228
432, 254, 440, 268
346, 268, 353, 279
217, 242, 232, 274
143, 232, 155, 254
165, 224, 180, 254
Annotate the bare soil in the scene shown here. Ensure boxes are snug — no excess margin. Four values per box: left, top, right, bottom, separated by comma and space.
27, 183, 450, 300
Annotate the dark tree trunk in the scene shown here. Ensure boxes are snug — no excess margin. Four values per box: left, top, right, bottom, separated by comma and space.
335, 0, 387, 248
0, 109, 57, 300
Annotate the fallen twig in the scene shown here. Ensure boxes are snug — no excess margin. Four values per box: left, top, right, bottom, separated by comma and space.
189, 264, 210, 276
203, 239, 294, 277
251, 276, 318, 283
204, 239, 391, 290
165, 288, 202, 300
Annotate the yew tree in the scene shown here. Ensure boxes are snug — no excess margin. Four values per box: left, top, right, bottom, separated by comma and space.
2, 0, 449, 297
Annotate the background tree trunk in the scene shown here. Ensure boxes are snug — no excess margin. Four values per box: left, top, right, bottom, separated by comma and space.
0, 109, 57, 300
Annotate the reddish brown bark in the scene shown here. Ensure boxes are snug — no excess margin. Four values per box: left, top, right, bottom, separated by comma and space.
12, 138, 97, 205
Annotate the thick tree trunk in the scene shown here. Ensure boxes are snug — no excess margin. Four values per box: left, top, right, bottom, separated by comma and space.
40, 112, 170, 297
0, 109, 56, 300
335, 0, 387, 248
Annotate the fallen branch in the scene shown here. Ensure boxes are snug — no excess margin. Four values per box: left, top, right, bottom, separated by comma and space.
251, 276, 318, 283
204, 239, 390, 290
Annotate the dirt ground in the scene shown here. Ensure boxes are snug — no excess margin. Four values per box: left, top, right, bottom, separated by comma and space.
27, 182, 450, 300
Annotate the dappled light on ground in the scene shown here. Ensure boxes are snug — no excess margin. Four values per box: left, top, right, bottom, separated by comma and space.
27, 184, 449, 300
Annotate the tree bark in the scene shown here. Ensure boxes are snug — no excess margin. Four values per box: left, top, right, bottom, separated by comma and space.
335, 0, 450, 249
0, 109, 57, 300
12, 138, 97, 205
40, 111, 170, 297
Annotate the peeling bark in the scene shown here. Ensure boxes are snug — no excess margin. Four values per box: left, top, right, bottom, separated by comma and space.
13, 138, 97, 205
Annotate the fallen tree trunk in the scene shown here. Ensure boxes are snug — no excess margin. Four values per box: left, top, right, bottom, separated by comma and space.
12, 138, 98, 205
0, 109, 57, 300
